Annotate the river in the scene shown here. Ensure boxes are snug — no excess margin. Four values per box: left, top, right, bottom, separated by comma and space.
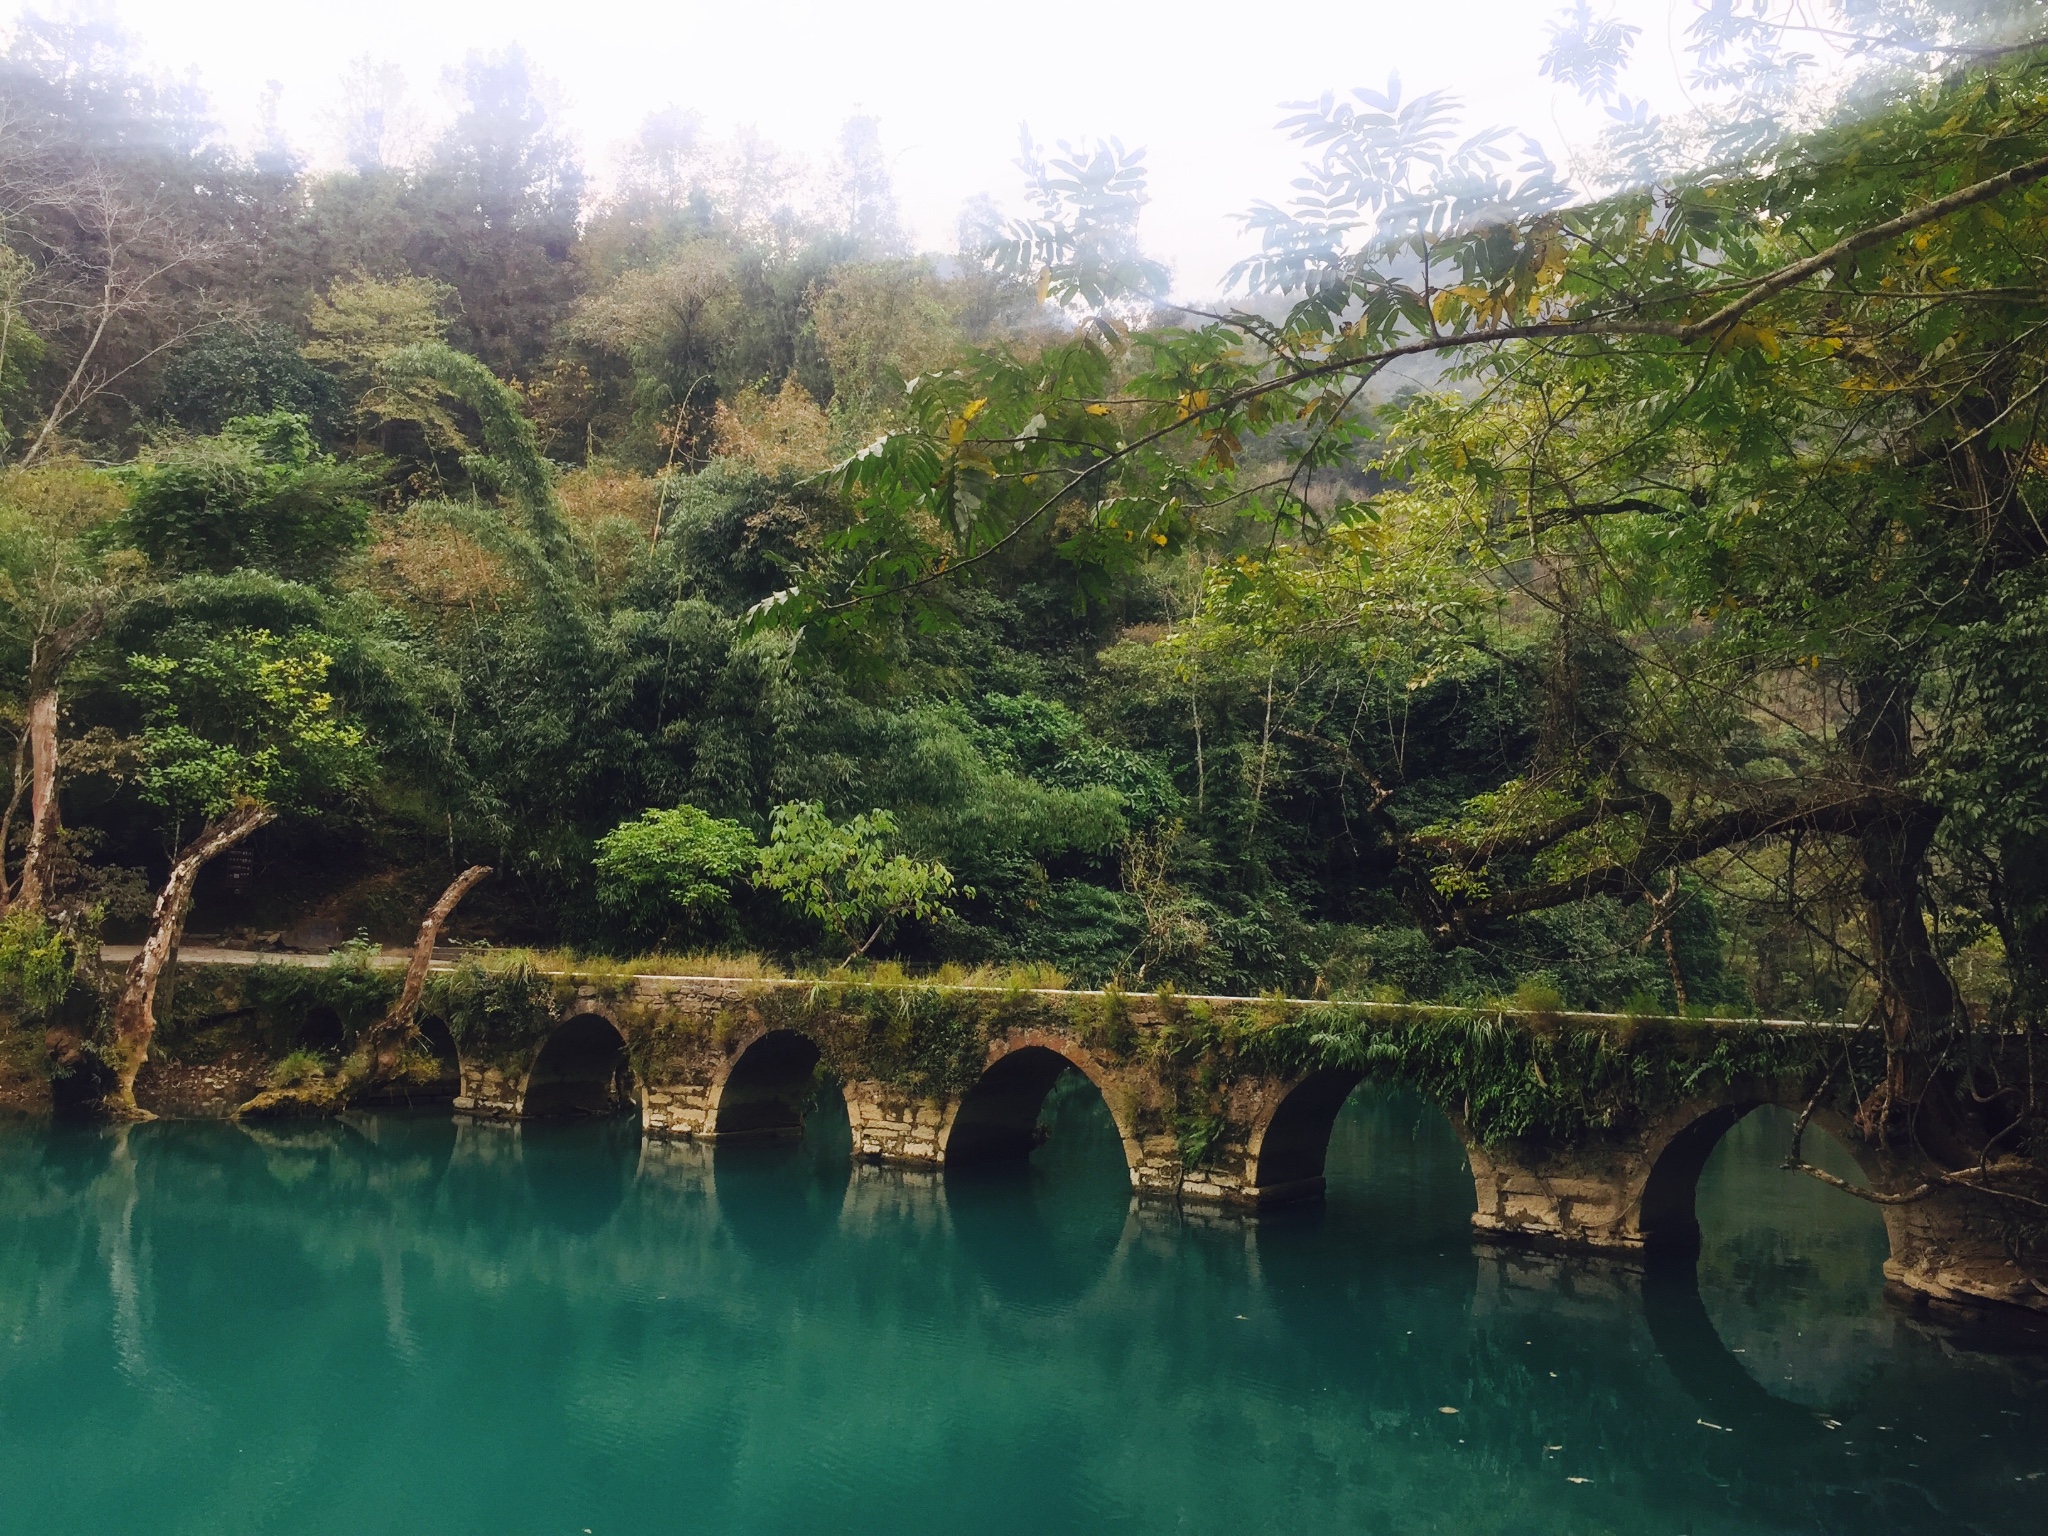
0, 1080, 2041, 1534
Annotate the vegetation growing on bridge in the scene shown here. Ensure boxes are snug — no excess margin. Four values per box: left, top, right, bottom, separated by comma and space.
130, 944, 1863, 1159
1154, 1000, 1853, 1155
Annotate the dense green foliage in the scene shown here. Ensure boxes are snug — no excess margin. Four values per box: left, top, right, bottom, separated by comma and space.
419, 950, 557, 1053
125, 412, 372, 579
2, 1, 2045, 1106
125, 628, 370, 823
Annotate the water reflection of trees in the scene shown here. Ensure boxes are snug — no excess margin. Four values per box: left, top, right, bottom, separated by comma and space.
0, 1114, 2039, 1535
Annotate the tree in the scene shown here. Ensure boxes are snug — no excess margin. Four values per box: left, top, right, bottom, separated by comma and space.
378, 341, 573, 560
157, 323, 339, 436
325, 55, 425, 174
979, 130, 1171, 312
753, 16, 2048, 1171
593, 804, 757, 947
809, 261, 964, 435
364, 863, 491, 1080
301, 271, 458, 450
98, 627, 370, 1115
830, 115, 906, 256
0, 457, 131, 916
13, 166, 216, 464
0, 14, 234, 460
0, 244, 48, 453
561, 243, 739, 466
755, 801, 961, 960
125, 411, 373, 578
404, 47, 585, 375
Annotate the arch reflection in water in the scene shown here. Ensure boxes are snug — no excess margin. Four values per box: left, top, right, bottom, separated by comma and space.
343, 1109, 458, 1185
520, 1118, 640, 1235
1642, 1258, 1827, 1442
1255, 1084, 1479, 1343
1, 1114, 2043, 1534
946, 1070, 1129, 1310
1692, 1104, 1894, 1409
523, 1013, 635, 1118
712, 1071, 852, 1263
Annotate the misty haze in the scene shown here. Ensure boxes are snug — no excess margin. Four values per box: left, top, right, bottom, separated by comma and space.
1, 3, 2046, 1533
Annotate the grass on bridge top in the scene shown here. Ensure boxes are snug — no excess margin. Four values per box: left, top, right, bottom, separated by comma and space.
157, 940, 1824, 1031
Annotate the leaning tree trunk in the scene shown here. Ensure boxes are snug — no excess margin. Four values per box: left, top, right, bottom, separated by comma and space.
364, 864, 491, 1082
100, 802, 274, 1119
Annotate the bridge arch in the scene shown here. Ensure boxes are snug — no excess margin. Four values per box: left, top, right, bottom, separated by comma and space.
298, 1004, 345, 1056
707, 1027, 839, 1141
520, 1011, 636, 1118
939, 1037, 1141, 1183
355, 1012, 464, 1107
1242, 1067, 1366, 1204
1243, 1070, 1482, 1213
1637, 1093, 1894, 1258
414, 1014, 462, 1099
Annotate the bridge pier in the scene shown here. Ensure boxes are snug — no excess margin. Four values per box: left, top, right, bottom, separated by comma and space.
839, 1034, 1195, 1197
842, 1080, 945, 1162
452, 1060, 524, 1117
1452, 1094, 2046, 1314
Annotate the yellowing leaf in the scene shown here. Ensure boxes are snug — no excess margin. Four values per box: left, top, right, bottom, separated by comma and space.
1716, 323, 1780, 360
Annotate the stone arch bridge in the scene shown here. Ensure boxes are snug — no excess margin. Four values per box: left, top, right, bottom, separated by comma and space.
432, 972, 2038, 1316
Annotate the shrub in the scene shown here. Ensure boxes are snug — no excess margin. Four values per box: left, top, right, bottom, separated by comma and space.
593, 805, 758, 945
0, 910, 72, 1017
756, 802, 963, 959
270, 1049, 330, 1087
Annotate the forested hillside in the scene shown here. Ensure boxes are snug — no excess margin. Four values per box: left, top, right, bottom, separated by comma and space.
2, 0, 2044, 1081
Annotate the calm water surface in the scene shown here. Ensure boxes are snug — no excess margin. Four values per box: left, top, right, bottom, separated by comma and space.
1, 1082, 2043, 1534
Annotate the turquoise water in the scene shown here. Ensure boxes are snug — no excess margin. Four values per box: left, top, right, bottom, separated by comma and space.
1, 1082, 2042, 1535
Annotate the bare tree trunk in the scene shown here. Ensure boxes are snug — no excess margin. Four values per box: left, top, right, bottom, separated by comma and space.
1661, 922, 1688, 1011
12, 602, 104, 916
365, 865, 491, 1081
1655, 870, 1688, 1010
21, 274, 114, 467
101, 802, 273, 1118
0, 727, 28, 913
14, 688, 60, 912
17, 170, 211, 468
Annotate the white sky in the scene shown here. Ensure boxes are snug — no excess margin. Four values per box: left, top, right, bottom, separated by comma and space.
15, 1, 1774, 296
